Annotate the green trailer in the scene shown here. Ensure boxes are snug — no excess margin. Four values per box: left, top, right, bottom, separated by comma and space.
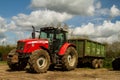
68, 39, 105, 68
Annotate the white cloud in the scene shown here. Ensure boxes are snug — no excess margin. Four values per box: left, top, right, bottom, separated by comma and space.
0, 38, 7, 45
95, 1, 101, 9
0, 17, 7, 43
30, 0, 95, 16
0, 17, 7, 32
110, 5, 120, 17
12, 10, 72, 29
0, 17, 7, 42
73, 23, 95, 36
71, 20, 120, 43
7, 21, 17, 30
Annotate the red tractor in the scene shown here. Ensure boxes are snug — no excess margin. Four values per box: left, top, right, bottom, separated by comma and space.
7, 26, 78, 73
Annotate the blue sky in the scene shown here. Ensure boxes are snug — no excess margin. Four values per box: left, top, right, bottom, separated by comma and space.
0, 0, 31, 18
0, 0, 120, 45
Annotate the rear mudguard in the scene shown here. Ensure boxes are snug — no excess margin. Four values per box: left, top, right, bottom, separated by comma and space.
58, 42, 76, 56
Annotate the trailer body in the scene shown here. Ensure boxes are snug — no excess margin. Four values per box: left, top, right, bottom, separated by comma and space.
68, 39, 105, 68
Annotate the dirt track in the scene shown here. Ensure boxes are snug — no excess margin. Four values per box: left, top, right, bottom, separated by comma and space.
0, 64, 120, 80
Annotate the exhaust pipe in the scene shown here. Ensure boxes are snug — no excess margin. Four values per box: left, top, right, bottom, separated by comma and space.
32, 26, 35, 39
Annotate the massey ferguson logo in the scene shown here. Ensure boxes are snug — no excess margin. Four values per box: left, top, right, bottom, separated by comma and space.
28, 41, 48, 44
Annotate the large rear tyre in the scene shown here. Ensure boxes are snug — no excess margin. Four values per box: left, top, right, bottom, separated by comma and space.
62, 47, 78, 71
29, 50, 50, 73
7, 49, 27, 70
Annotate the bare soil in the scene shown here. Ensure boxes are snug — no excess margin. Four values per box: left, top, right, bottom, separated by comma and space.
0, 64, 120, 80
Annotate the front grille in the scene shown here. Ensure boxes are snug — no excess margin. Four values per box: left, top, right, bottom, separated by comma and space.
17, 42, 24, 50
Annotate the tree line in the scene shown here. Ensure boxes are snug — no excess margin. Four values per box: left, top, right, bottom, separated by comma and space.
0, 42, 120, 60
0, 45, 15, 61
105, 41, 120, 58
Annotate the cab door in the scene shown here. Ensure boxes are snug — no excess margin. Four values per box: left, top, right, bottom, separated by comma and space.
52, 33, 66, 53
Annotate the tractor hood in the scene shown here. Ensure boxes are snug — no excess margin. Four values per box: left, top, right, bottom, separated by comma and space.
17, 38, 49, 54
18, 38, 48, 44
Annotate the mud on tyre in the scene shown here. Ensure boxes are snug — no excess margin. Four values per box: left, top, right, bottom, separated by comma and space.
29, 49, 50, 73
98, 59, 103, 68
91, 59, 99, 69
7, 49, 27, 70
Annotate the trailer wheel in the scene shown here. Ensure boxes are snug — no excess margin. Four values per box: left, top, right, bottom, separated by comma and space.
98, 59, 103, 68
7, 49, 27, 70
92, 59, 99, 69
29, 49, 50, 73
62, 47, 78, 71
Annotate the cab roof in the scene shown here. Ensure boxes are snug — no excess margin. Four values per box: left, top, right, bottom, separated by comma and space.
40, 27, 67, 33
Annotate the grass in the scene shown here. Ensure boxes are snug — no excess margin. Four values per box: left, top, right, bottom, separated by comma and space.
0, 61, 7, 65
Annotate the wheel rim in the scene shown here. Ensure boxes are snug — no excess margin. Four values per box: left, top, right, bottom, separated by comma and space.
68, 55, 72, 63
67, 53, 75, 66
37, 57, 47, 69
95, 63, 98, 68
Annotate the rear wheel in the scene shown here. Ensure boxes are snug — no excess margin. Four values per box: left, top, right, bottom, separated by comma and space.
62, 47, 78, 71
7, 49, 27, 70
29, 49, 50, 73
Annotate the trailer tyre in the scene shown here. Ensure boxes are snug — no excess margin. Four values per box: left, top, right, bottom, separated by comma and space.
29, 49, 50, 73
98, 59, 103, 68
92, 59, 99, 69
62, 47, 78, 71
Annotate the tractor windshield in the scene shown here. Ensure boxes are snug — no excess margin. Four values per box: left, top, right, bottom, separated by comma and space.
40, 29, 67, 44
40, 31, 54, 42
40, 27, 67, 45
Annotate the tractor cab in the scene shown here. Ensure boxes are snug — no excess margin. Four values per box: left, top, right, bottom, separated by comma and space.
39, 27, 67, 53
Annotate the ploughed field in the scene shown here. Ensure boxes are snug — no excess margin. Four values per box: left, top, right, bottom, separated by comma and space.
0, 63, 120, 80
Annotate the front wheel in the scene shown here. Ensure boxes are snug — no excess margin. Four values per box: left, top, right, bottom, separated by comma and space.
62, 47, 78, 71
7, 49, 27, 70
29, 49, 50, 73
